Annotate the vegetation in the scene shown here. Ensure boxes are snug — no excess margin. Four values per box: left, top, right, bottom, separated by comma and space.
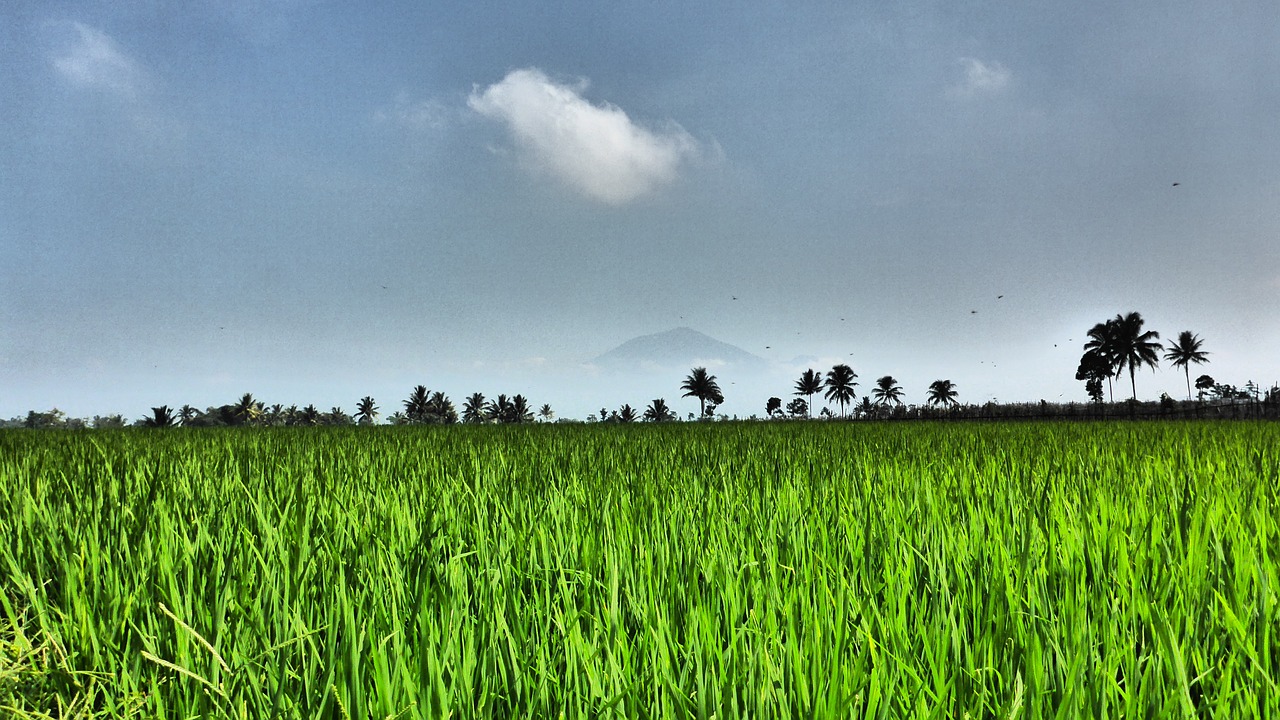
1164, 331, 1211, 401
3, 422, 1278, 717
680, 367, 723, 419
823, 364, 858, 418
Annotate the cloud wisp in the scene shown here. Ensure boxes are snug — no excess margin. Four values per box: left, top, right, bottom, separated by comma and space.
468, 68, 701, 205
950, 57, 1011, 98
50, 22, 146, 100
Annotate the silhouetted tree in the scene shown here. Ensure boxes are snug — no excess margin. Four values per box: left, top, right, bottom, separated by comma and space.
644, 398, 676, 422
232, 393, 263, 426
538, 404, 554, 422
823, 364, 858, 418
681, 367, 724, 419
1083, 320, 1119, 401
1085, 378, 1104, 403
325, 407, 352, 426
785, 398, 807, 418
617, 404, 638, 423
143, 406, 177, 428
177, 405, 199, 426
355, 396, 379, 425
463, 393, 487, 424
1163, 331, 1210, 401
766, 397, 782, 417
298, 404, 321, 426
872, 376, 904, 407
1195, 374, 1215, 401
1110, 311, 1162, 400
509, 395, 534, 423
926, 380, 958, 408
1076, 350, 1112, 402
404, 385, 431, 422
793, 369, 823, 419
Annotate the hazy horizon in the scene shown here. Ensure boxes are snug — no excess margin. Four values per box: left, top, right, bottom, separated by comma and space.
3, 2, 1277, 421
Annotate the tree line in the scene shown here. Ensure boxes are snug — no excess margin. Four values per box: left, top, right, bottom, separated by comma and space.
5, 310, 1276, 428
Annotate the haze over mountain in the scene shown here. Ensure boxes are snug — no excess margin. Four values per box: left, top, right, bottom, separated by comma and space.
591, 328, 767, 373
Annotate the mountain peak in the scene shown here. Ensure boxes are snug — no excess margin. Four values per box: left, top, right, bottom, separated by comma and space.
592, 328, 765, 372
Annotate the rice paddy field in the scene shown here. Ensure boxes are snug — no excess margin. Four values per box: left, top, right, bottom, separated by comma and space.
2, 421, 1278, 718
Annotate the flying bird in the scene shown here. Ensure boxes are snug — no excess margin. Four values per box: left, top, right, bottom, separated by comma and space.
997, 295, 1004, 299
1172, 182, 1180, 187
970, 310, 977, 314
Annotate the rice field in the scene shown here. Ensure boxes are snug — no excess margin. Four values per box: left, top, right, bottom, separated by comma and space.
2, 421, 1278, 718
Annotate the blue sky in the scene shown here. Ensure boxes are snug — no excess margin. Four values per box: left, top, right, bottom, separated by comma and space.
3, 1, 1278, 420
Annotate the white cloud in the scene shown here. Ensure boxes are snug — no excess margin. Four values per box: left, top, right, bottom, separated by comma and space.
468, 68, 701, 205
50, 22, 145, 100
951, 57, 1011, 97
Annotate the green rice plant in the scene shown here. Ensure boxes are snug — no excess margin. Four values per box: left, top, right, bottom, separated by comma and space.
0, 421, 1277, 717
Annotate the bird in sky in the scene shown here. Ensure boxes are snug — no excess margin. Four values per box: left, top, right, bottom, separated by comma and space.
997, 295, 1004, 299
970, 310, 977, 314
1172, 182, 1180, 187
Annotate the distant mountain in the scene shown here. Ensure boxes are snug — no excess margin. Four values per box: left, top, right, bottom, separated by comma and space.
592, 327, 767, 372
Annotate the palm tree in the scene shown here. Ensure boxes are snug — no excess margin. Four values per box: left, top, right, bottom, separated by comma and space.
404, 385, 430, 422
793, 369, 824, 419
644, 398, 676, 422
538, 404, 554, 422
427, 391, 458, 424
325, 407, 352, 426
177, 404, 199, 426
1083, 320, 1119, 402
926, 380, 959, 408
823, 364, 858, 418
617, 404, 638, 423
1163, 331, 1210, 401
298, 404, 321, 426
681, 367, 724, 419
355, 396, 379, 425
144, 405, 176, 428
486, 395, 511, 423
872, 376, 904, 407
1109, 311, 1162, 400
509, 394, 534, 423
232, 393, 263, 426
463, 393, 487, 424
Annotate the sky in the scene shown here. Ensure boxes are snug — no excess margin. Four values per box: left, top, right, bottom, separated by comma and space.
3, 0, 1278, 421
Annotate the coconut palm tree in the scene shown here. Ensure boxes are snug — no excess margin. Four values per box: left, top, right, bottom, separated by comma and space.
232, 393, 263, 426
325, 407, 352, 426
617, 404, 638, 423
926, 380, 959, 408
681, 367, 724, 419
404, 385, 431, 422
509, 394, 534, 423
538, 404, 554, 422
355, 396, 379, 425
298, 404, 321, 426
486, 395, 511, 423
793, 369, 823, 419
872, 376, 904, 407
1109, 311, 1162, 400
177, 404, 199, 426
427, 391, 458, 424
823, 364, 858, 418
644, 398, 676, 422
463, 393, 487, 424
1163, 331, 1210, 401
